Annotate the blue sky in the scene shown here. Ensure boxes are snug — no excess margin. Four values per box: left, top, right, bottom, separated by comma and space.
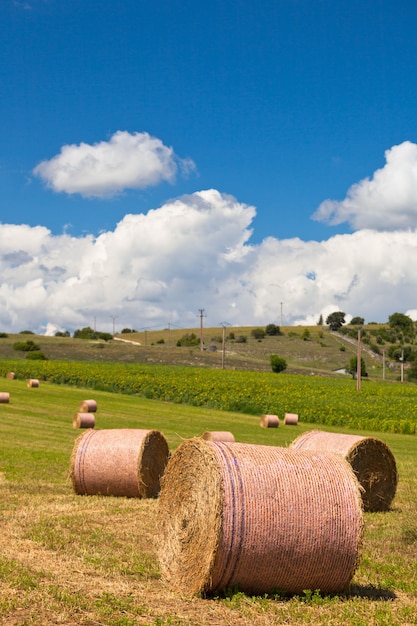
1, 0, 417, 334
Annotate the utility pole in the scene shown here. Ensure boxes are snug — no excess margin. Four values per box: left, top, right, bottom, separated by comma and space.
110, 316, 117, 335
219, 322, 231, 369
198, 309, 206, 351
280, 302, 283, 327
356, 328, 361, 392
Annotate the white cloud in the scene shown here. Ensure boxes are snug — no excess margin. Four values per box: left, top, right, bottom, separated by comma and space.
33, 131, 195, 198
312, 141, 417, 231
1, 189, 417, 335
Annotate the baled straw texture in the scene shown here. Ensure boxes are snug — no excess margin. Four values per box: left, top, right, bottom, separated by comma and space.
290, 430, 398, 512
202, 431, 235, 442
5, 372, 15, 380
70, 428, 169, 498
284, 412, 299, 425
259, 414, 279, 428
73, 412, 96, 429
157, 438, 364, 596
79, 399, 97, 413
0, 392, 10, 403
27, 379, 39, 388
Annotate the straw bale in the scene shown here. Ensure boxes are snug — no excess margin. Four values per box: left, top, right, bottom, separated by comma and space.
0, 392, 10, 403
157, 438, 364, 596
5, 372, 15, 380
79, 399, 97, 413
290, 430, 398, 512
202, 431, 235, 442
73, 412, 96, 429
284, 412, 299, 425
70, 428, 169, 498
27, 379, 39, 388
259, 414, 279, 428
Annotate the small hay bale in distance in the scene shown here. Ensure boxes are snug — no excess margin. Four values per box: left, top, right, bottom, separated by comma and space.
70, 428, 170, 498
79, 399, 97, 413
157, 438, 364, 596
290, 430, 398, 512
27, 379, 39, 388
0, 392, 10, 403
73, 412, 96, 429
5, 372, 15, 380
202, 431, 235, 442
284, 412, 299, 425
259, 413, 279, 428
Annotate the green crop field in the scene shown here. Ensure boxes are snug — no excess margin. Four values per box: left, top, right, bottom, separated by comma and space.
0, 374, 416, 625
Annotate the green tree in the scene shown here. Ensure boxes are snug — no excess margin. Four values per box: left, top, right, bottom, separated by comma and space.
350, 316, 364, 325
348, 356, 367, 379
317, 314, 323, 326
265, 323, 280, 336
388, 313, 414, 335
270, 354, 287, 373
326, 311, 346, 331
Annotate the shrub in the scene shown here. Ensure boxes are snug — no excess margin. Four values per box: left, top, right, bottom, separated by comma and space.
265, 323, 281, 336
13, 340, 41, 352
251, 328, 266, 340
55, 331, 70, 337
0, 332, 8, 338
26, 351, 48, 360
270, 354, 287, 373
235, 335, 247, 343
176, 333, 200, 347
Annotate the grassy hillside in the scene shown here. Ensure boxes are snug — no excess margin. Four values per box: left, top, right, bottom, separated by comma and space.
0, 324, 405, 381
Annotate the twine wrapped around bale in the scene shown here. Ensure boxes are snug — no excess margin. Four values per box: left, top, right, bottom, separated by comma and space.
79, 399, 97, 413
73, 412, 96, 429
157, 438, 364, 596
290, 430, 398, 512
284, 412, 299, 425
259, 414, 279, 428
70, 429, 170, 498
5, 372, 15, 380
0, 392, 10, 403
27, 379, 39, 388
202, 431, 235, 442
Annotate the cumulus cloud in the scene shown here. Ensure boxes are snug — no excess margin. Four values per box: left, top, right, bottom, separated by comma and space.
312, 141, 417, 231
33, 131, 195, 197
1, 188, 417, 335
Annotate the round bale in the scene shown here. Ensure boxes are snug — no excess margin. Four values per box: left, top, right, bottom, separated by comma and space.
6, 372, 15, 380
157, 438, 364, 596
79, 399, 97, 413
27, 379, 39, 388
70, 428, 170, 498
284, 412, 299, 425
73, 412, 96, 429
259, 414, 279, 428
0, 392, 10, 403
290, 430, 398, 512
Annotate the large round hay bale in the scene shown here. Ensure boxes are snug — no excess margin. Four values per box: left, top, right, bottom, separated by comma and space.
284, 412, 299, 425
0, 392, 10, 403
157, 438, 364, 596
290, 430, 398, 512
73, 412, 96, 429
79, 399, 97, 413
6, 372, 15, 380
70, 428, 170, 498
202, 431, 235, 442
27, 379, 39, 388
259, 414, 279, 428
